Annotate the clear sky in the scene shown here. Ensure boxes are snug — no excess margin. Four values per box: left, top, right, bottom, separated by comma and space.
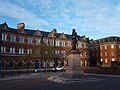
0, 0, 120, 39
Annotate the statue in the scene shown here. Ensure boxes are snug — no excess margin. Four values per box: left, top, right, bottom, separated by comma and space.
71, 29, 78, 50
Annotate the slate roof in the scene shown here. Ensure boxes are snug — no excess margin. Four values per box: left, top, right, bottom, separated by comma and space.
0, 22, 89, 41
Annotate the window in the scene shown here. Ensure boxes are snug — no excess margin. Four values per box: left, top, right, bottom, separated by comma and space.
105, 45, 107, 49
82, 44, 84, 48
101, 53, 102, 57
32, 38, 36, 44
10, 47, 15, 54
6, 47, 10, 53
7, 34, 11, 41
27, 61, 31, 67
18, 61, 23, 68
111, 51, 114, 56
55, 40, 58, 46
16, 36, 19, 42
28, 38, 32, 44
0, 61, 5, 68
24, 37, 28, 43
19, 48, 24, 54
56, 40, 60, 46
19, 36, 24, 43
111, 58, 115, 61
68, 41, 71, 47
100, 46, 102, 50
1, 47, 6, 53
78, 41, 81, 48
61, 41, 65, 47
55, 51, 59, 55
105, 52, 107, 56
36, 39, 41, 45
101, 59, 103, 62
9, 61, 14, 68
2, 33, 7, 41
49, 39, 54, 46
27, 49, 32, 54
105, 58, 108, 63
10, 35, 15, 42
111, 45, 114, 49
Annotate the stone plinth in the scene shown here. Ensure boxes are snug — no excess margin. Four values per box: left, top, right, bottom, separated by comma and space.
66, 50, 83, 77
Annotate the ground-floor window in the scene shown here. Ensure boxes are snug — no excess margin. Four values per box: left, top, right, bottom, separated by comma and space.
0, 61, 5, 69
9, 61, 14, 68
27, 61, 32, 67
18, 61, 23, 68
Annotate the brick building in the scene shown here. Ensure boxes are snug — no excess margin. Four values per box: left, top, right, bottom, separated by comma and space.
90, 36, 120, 67
0, 22, 89, 70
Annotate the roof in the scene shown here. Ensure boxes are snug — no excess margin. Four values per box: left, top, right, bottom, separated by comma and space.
0, 22, 89, 41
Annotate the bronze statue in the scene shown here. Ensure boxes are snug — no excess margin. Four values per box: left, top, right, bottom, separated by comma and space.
71, 29, 78, 50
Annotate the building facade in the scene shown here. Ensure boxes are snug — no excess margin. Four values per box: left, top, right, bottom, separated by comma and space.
90, 37, 120, 67
0, 22, 89, 69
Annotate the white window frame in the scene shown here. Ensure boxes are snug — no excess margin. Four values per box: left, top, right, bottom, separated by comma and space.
10, 47, 15, 54
100, 46, 102, 50
1, 46, 6, 53
111, 45, 114, 49
105, 45, 107, 49
19, 48, 24, 54
10, 35, 15, 42
27, 49, 32, 54
105, 58, 108, 63
28, 38, 32, 44
2, 33, 7, 41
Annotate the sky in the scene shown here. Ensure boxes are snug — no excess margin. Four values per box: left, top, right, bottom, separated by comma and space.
0, 0, 120, 39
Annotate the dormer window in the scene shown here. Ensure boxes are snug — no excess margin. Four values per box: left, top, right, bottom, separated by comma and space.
34, 30, 42, 36
32, 38, 36, 44
60, 33, 67, 39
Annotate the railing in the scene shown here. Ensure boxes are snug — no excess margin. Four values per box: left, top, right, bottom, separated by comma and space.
0, 69, 35, 78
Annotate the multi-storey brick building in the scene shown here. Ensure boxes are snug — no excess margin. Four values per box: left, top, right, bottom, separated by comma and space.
90, 36, 120, 67
0, 22, 89, 69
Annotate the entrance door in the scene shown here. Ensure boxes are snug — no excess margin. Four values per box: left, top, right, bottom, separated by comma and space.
35, 61, 40, 69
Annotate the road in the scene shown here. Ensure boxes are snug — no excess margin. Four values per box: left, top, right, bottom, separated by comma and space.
0, 72, 120, 90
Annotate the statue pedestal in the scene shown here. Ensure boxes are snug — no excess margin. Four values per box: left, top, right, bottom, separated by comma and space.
65, 50, 84, 78
66, 50, 82, 74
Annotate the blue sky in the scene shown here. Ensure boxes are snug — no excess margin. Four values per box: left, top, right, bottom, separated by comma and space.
0, 0, 120, 39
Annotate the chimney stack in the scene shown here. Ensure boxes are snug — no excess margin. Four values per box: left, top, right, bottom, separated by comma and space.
17, 23, 25, 30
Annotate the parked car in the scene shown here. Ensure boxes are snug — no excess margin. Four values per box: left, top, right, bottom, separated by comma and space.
56, 66, 65, 71
35, 66, 65, 72
34, 68, 45, 72
35, 68, 55, 72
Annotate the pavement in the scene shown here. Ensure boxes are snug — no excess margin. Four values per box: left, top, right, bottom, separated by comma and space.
0, 72, 120, 90
0, 71, 64, 82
